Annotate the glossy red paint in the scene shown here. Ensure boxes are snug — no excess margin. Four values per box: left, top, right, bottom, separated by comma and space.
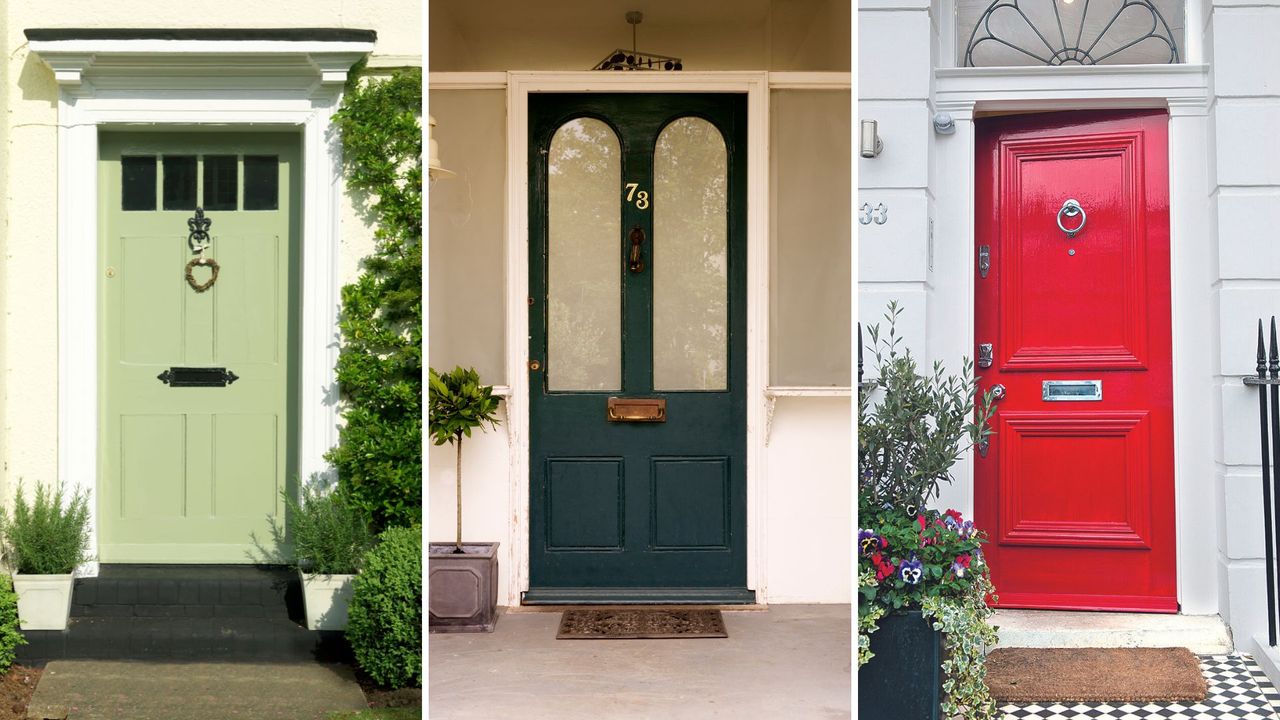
974, 110, 1176, 613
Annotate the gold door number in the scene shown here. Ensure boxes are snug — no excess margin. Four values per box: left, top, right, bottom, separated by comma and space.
624, 183, 650, 210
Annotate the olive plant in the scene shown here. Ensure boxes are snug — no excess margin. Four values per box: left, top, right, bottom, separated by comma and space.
858, 301, 996, 512
428, 366, 501, 552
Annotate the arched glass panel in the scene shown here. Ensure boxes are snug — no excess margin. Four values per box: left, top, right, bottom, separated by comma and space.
653, 117, 728, 391
547, 118, 622, 391
958, 0, 1183, 67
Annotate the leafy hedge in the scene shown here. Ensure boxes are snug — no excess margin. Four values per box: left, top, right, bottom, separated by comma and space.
325, 68, 423, 529
346, 526, 421, 687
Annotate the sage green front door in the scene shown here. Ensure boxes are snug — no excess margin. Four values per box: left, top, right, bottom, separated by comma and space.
98, 132, 300, 563
526, 94, 751, 603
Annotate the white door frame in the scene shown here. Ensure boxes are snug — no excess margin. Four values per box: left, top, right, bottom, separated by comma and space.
930, 63, 1216, 613
28, 38, 371, 575
504, 71, 770, 604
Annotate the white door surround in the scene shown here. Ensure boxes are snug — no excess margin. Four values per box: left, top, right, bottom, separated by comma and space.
27, 31, 373, 576
929, 63, 1216, 614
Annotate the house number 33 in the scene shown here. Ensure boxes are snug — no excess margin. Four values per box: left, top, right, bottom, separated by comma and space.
624, 183, 650, 210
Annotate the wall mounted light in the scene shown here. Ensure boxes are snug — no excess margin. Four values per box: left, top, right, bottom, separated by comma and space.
860, 119, 883, 158
933, 112, 956, 135
427, 115, 455, 181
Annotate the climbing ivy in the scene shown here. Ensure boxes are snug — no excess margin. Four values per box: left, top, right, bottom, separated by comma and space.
325, 68, 423, 529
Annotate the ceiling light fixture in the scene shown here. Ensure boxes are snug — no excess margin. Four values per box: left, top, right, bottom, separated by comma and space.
593, 11, 683, 71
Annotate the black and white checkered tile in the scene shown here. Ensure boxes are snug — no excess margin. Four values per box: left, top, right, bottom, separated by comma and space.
1001, 654, 1280, 720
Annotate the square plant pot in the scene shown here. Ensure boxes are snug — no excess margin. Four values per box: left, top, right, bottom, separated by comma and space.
299, 570, 356, 631
13, 573, 75, 631
429, 542, 499, 633
858, 609, 944, 720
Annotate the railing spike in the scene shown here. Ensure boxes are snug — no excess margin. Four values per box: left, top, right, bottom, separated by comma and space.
1260, 319, 1268, 377
1270, 317, 1279, 377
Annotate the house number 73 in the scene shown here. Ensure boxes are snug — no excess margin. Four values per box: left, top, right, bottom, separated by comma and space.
625, 183, 650, 210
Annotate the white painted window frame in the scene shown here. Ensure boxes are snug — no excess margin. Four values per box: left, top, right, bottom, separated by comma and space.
28, 39, 371, 576
931, 62, 1215, 613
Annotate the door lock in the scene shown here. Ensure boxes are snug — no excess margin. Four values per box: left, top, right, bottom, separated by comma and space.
528, 360, 541, 372
990, 383, 1006, 401
628, 226, 646, 273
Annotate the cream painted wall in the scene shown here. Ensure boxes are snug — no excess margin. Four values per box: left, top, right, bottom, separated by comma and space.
430, 0, 850, 72
2, 2, 419, 496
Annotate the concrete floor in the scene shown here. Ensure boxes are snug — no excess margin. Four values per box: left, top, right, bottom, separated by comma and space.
429, 604, 852, 720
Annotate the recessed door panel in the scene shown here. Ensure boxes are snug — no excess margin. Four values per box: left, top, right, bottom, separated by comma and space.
974, 110, 1175, 612
528, 94, 750, 602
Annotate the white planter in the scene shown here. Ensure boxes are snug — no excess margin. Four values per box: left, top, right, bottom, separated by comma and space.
13, 572, 74, 631
300, 570, 355, 631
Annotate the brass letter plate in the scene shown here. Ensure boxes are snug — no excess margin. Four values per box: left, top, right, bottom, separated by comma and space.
607, 397, 666, 423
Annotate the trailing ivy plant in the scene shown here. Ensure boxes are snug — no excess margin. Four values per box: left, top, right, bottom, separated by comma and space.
325, 68, 423, 529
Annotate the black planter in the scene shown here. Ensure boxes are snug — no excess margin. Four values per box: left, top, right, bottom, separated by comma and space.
428, 542, 499, 633
858, 609, 944, 720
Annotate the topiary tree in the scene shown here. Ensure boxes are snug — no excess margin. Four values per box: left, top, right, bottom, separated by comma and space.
325, 68, 423, 529
346, 525, 421, 688
428, 366, 501, 552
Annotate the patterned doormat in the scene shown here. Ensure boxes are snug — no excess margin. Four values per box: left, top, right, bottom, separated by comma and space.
556, 608, 728, 639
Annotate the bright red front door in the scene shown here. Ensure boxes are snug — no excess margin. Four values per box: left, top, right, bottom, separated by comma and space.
974, 110, 1176, 613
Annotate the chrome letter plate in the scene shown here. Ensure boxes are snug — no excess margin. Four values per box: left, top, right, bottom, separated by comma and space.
1042, 380, 1102, 402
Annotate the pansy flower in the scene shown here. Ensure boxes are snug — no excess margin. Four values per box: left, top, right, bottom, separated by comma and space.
959, 520, 975, 540
871, 552, 896, 582
858, 529, 886, 556
899, 554, 924, 585
951, 553, 972, 578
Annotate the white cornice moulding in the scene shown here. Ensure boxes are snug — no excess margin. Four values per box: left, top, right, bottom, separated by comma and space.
934, 64, 1211, 114
429, 71, 851, 91
28, 39, 373, 91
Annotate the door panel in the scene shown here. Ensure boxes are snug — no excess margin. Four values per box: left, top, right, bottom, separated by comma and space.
99, 132, 300, 563
527, 94, 750, 603
974, 110, 1175, 612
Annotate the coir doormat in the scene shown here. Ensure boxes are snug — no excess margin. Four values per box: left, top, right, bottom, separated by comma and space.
985, 647, 1208, 703
556, 608, 728, 639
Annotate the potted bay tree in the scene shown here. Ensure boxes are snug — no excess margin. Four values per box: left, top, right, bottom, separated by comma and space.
283, 484, 374, 631
4, 482, 91, 631
858, 302, 999, 720
428, 366, 502, 633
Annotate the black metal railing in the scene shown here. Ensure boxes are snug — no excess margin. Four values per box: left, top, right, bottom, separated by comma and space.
1245, 317, 1280, 647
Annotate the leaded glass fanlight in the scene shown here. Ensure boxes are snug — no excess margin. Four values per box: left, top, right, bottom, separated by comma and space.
959, 0, 1183, 67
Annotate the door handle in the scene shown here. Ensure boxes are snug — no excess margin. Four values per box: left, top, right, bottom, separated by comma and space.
628, 226, 645, 273
991, 384, 1006, 401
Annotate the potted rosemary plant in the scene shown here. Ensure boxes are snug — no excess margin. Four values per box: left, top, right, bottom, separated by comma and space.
283, 484, 373, 631
428, 366, 502, 633
858, 302, 999, 720
4, 482, 92, 631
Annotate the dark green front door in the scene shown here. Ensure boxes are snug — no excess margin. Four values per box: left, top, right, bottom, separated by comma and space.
526, 93, 750, 603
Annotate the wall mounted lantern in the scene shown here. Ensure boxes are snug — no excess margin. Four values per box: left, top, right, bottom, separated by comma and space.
860, 120, 883, 158
933, 112, 956, 135
427, 115, 454, 181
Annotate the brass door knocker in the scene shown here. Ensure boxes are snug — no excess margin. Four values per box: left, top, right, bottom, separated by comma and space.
185, 256, 220, 293
185, 208, 219, 292
628, 225, 645, 273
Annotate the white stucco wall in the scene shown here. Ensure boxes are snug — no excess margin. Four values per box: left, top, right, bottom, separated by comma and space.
2, 2, 419, 503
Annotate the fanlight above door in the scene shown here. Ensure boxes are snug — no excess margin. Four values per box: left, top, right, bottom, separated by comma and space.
961, 0, 1180, 67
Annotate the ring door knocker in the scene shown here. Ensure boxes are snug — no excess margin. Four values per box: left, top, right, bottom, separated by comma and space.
1057, 198, 1086, 239
185, 207, 220, 293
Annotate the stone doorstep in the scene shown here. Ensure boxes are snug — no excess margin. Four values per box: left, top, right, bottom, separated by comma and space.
992, 609, 1234, 655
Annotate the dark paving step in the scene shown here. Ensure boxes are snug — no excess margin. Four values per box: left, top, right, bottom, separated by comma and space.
17, 617, 351, 664
70, 564, 301, 621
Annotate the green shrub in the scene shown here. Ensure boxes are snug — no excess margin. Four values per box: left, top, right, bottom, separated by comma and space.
325, 68, 423, 530
284, 486, 374, 575
428, 366, 501, 551
4, 482, 92, 574
0, 576, 25, 671
347, 526, 421, 688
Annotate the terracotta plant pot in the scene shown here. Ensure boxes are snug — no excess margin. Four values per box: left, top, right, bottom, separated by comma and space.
428, 542, 499, 633
13, 572, 75, 631
299, 570, 356, 631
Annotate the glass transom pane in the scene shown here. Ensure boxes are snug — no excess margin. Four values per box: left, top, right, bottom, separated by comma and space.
958, 0, 1183, 67
547, 118, 622, 392
653, 117, 728, 392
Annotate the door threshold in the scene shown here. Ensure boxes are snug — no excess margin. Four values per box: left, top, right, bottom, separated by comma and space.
507, 602, 769, 614
993, 609, 1232, 654
521, 587, 756, 605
